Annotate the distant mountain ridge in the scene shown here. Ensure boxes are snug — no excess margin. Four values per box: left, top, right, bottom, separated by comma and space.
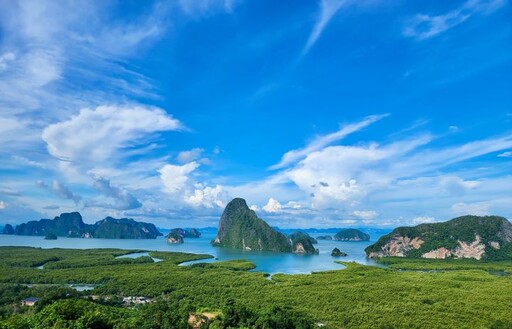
5, 212, 162, 239
365, 215, 512, 260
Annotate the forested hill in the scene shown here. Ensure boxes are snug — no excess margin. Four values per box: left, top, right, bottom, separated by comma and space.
366, 215, 512, 260
5, 212, 162, 239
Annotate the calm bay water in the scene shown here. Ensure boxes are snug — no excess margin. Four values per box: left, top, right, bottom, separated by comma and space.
0, 232, 382, 274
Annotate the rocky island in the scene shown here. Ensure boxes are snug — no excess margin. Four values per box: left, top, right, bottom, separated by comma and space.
334, 229, 370, 241
288, 232, 319, 254
331, 247, 347, 257
212, 198, 291, 252
166, 228, 201, 244
5, 212, 162, 239
365, 215, 512, 260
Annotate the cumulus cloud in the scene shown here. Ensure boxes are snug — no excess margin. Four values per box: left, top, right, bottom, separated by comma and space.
159, 161, 229, 209
186, 184, 229, 208
0, 201, 5, 209
352, 210, 378, 220
263, 198, 282, 213
159, 162, 200, 194
88, 175, 142, 210
177, 148, 205, 164
270, 114, 389, 170
404, 0, 506, 40
36, 180, 82, 204
42, 105, 182, 166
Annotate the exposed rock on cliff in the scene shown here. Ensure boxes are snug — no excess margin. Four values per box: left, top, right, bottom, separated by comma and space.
212, 198, 291, 252
167, 229, 185, 244
366, 215, 512, 260
334, 229, 370, 241
288, 232, 319, 254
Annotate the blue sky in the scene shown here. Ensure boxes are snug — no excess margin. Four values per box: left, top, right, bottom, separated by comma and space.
0, 0, 511, 228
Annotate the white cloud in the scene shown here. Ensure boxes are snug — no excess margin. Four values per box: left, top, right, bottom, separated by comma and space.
412, 216, 436, 224
451, 202, 490, 216
0, 201, 5, 209
178, 0, 237, 16
263, 198, 282, 213
87, 175, 142, 210
42, 105, 182, 166
249, 205, 259, 211
439, 176, 481, 195
36, 180, 82, 204
159, 162, 200, 194
186, 184, 229, 208
352, 210, 378, 220
498, 151, 512, 158
303, 0, 347, 55
404, 0, 506, 40
269, 114, 389, 170
177, 148, 205, 163
0, 52, 15, 71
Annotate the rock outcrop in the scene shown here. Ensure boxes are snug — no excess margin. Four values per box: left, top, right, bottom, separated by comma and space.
366, 215, 512, 260
288, 232, 319, 254
2, 224, 14, 235
331, 248, 347, 257
212, 198, 291, 253
11, 213, 162, 239
167, 229, 185, 244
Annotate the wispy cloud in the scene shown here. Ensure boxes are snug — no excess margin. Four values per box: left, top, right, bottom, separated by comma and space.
269, 114, 389, 170
303, 0, 347, 55
36, 180, 82, 204
86, 175, 142, 211
404, 0, 506, 40
498, 151, 512, 158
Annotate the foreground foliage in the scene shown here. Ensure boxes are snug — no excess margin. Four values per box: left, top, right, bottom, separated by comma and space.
0, 246, 511, 328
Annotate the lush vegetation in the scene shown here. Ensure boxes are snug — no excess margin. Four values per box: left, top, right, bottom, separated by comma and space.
288, 232, 319, 254
334, 229, 370, 241
366, 215, 512, 260
0, 246, 511, 328
212, 198, 291, 252
9, 212, 162, 239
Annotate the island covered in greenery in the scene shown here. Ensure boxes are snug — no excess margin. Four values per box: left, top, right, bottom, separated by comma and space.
366, 215, 512, 260
212, 198, 292, 253
334, 228, 370, 241
3, 212, 162, 239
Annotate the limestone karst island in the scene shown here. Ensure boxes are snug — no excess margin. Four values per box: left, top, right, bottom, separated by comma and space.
1, 0, 511, 328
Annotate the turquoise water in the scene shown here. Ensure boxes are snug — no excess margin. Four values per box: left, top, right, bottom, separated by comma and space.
0, 232, 381, 274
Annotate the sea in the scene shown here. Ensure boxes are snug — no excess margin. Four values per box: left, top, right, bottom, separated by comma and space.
0, 230, 389, 275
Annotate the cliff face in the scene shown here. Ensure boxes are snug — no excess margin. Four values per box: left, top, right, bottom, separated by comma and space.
334, 229, 370, 241
288, 232, 319, 255
11, 213, 162, 239
366, 215, 512, 260
212, 198, 291, 253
